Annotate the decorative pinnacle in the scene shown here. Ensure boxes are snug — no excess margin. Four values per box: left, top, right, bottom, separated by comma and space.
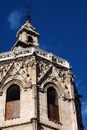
26, 15, 30, 23
26, 6, 30, 23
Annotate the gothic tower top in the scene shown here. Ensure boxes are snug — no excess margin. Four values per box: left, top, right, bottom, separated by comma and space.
0, 10, 84, 130
0, 17, 70, 69
12, 15, 40, 50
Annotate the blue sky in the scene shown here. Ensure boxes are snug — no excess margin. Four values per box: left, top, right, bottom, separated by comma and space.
0, 0, 87, 129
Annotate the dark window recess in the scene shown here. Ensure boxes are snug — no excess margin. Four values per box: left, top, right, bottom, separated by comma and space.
5, 84, 20, 120
28, 36, 33, 43
47, 87, 59, 122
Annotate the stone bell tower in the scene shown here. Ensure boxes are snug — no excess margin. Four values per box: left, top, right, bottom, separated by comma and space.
0, 16, 83, 130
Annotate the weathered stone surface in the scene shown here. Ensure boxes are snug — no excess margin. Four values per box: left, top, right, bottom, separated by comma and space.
0, 16, 83, 130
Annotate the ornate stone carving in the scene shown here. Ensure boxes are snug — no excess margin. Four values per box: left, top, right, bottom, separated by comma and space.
53, 67, 72, 84
37, 59, 52, 82
38, 65, 71, 99
0, 57, 36, 87
9, 61, 31, 83
26, 56, 36, 67
0, 63, 13, 83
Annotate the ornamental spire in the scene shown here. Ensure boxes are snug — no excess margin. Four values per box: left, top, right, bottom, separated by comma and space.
25, 6, 30, 23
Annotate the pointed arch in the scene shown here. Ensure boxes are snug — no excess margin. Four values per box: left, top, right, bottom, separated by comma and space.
47, 85, 59, 122
5, 84, 20, 120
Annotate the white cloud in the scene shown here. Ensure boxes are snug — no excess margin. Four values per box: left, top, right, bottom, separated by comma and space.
8, 9, 23, 30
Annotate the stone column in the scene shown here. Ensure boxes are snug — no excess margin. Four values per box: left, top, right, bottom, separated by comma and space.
32, 119, 38, 130
31, 56, 38, 130
69, 76, 78, 130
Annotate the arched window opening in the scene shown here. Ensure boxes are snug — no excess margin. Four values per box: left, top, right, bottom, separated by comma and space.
28, 36, 33, 43
47, 87, 59, 122
5, 84, 20, 120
